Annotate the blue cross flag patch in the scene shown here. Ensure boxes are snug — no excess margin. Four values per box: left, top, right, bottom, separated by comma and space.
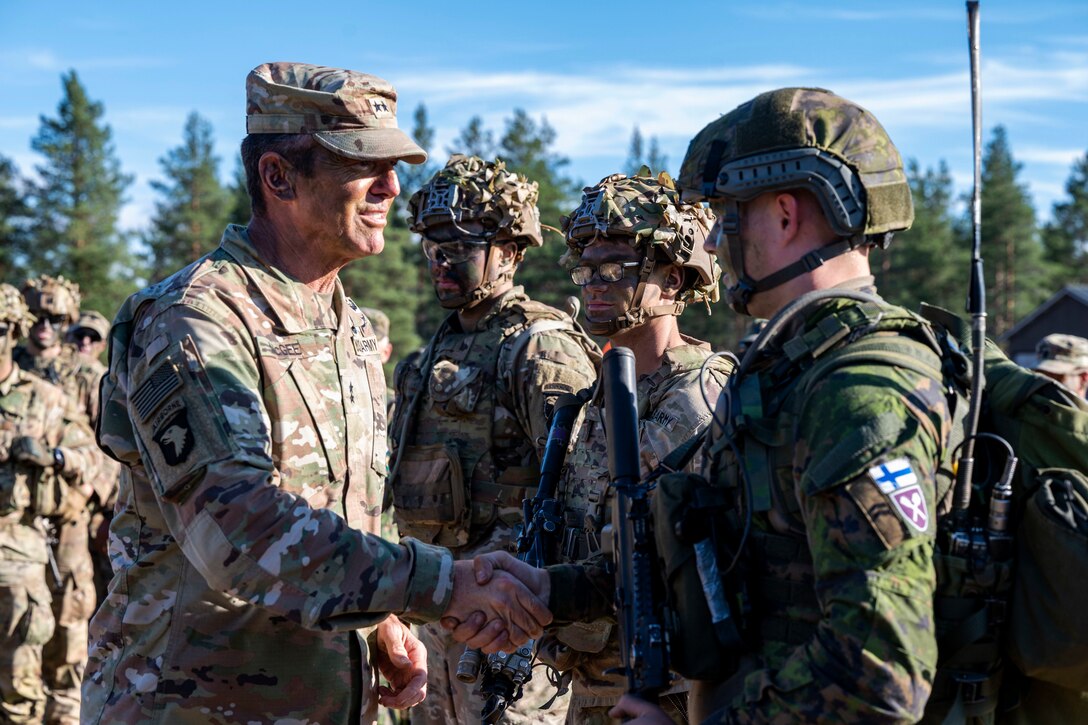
867, 458, 929, 533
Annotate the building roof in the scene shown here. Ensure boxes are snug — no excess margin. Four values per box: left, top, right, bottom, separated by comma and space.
1001, 285, 1088, 343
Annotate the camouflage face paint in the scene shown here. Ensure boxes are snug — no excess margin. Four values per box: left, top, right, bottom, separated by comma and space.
430, 251, 487, 309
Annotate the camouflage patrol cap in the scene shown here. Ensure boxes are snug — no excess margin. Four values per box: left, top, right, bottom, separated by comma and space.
1035, 334, 1088, 375
678, 87, 913, 239
561, 169, 720, 304
22, 275, 81, 322
246, 62, 426, 164
72, 310, 110, 340
408, 155, 544, 247
0, 283, 36, 339
359, 307, 390, 340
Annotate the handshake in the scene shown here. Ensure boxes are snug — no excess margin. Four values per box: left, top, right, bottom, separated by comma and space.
439, 551, 550, 654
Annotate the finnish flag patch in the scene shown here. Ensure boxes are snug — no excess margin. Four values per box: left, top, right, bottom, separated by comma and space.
867, 458, 928, 532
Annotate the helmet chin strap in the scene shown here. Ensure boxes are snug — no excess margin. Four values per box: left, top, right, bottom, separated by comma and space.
716, 198, 867, 316
587, 255, 686, 336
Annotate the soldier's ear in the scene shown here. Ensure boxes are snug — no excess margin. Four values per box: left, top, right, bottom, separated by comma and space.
258, 152, 297, 204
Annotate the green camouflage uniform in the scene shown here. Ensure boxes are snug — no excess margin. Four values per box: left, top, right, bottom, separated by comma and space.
0, 285, 101, 725
551, 342, 730, 724
16, 276, 117, 725
695, 288, 953, 723
82, 225, 455, 725
390, 287, 597, 725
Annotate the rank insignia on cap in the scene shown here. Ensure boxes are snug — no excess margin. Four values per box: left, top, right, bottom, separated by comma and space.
868, 457, 928, 532
368, 97, 393, 118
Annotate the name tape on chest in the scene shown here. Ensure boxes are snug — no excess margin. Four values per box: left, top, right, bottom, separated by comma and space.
867, 457, 928, 532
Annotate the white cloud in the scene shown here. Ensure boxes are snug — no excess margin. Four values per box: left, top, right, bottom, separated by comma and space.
1017, 148, 1085, 166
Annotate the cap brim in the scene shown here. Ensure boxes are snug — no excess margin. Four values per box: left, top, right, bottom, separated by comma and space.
314, 128, 427, 164
1035, 359, 1078, 375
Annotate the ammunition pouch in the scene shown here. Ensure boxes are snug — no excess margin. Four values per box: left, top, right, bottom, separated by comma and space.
653, 469, 748, 681
1008, 468, 1088, 690
389, 442, 470, 548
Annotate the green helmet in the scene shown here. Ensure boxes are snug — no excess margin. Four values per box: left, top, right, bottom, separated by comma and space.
22, 275, 82, 323
561, 168, 720, 335
678, 87, 913, 314
408, 154, 543, 247
0, 283, 37, 339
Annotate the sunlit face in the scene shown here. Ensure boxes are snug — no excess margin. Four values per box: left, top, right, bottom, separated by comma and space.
292, 145, 401, 261
575, 238, 649, 326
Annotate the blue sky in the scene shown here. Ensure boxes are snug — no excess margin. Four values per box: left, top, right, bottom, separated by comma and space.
2, 0, 1086, 232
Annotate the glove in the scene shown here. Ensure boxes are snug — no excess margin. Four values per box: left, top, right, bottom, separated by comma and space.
11, 436, 55, 469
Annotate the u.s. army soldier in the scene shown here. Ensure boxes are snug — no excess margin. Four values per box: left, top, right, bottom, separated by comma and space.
538, 170, 730, 724
15, 275, 115, 724
82, 62, 552, 725
389, 154, 599, 725
0, 284, 101, 724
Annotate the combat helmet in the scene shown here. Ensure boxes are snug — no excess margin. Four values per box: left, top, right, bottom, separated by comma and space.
561, 168, 719, 336
409, 154, 543, 308
21, 275, 82, 323
0, 283, 36, 340
678, 87, 913, 314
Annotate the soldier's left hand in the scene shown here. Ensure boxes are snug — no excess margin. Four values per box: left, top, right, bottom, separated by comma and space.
55, 481, 94, 522
11, 436, 54, 469
374, 614, 428, 708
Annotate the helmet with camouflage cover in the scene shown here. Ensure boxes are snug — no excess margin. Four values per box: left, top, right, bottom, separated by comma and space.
409, 154, 543, 308
0, 283, 37, 340
678, 87, 913, 315
409, 154, 543, 247
560, 168, 719, 335
22, 275, 82, 323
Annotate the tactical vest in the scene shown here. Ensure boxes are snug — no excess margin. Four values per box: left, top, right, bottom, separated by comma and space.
390, 297, 585, 551
687, 295, 961, 674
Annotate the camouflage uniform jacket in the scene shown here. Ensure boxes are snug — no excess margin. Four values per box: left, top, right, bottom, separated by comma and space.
0, 366, 99, 563
83, 225, 455, 725
389, 286, 598, 555
702, 291, 955, 724
552, 339, 732, 707
14, 344, 117, 506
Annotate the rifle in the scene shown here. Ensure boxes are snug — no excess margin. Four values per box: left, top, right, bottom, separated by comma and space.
601, 347, 671, 702
456, 390, 588, 723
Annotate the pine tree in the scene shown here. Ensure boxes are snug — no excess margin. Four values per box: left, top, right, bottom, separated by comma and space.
0, 154, 31, 280
28, 70, 134, 316
496, 109, 582, 315
873, 160, 968, 312
144, 112, 231, 282
976, 126, 1048, 335
625, 127, 645, 174
448, 116, 495, 159
226, 154, 252, 225
398, 104, 438, 208
646, 137, 668, 177
1041, 151, 1088, 288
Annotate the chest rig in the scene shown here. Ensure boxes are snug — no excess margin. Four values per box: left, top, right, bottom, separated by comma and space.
0, 377, 66, 525
390, 300, 575, 550
700, 291, 959, 660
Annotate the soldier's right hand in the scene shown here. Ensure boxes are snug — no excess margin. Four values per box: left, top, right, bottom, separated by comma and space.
11, 436, 54, 469
440, 558, 552, 654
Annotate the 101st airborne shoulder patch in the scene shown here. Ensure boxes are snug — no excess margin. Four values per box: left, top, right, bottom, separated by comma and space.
867, 457, 929, 533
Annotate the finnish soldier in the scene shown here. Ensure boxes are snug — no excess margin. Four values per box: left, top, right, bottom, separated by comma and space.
542, 170, 731, 724
16, 276, 114, 724
0, 284, 101, 723
390, 154, 600, 724
82, 63, 552, 725
550, 88, 951, 723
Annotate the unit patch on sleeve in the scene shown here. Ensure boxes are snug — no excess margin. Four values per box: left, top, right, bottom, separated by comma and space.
867, 457, 928, 532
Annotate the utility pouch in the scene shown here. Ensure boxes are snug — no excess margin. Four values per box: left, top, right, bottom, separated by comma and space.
553, 620, 613, 654
1008, 468, 1088, 690
653, 469, 745, 681
390, 442, 470, 547
33, 468, 64, 518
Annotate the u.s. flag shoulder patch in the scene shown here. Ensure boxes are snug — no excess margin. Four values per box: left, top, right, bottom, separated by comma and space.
868, 458, 929, 532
